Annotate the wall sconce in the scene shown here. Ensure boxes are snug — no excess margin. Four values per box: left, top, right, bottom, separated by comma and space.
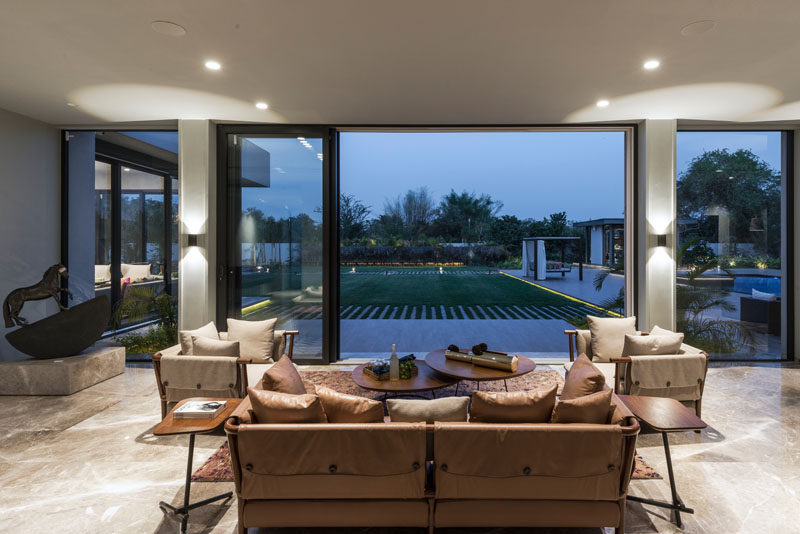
187, 233, 200, 247
656, 234, 667, 247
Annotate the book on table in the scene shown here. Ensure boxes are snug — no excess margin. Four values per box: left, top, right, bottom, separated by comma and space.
174, 400, 227, 419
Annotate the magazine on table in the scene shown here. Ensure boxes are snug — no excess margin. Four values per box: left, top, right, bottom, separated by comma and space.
174, 400, 227, 419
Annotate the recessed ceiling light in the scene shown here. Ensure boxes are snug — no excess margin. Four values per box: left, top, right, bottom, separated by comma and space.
681, 20, 717, 36
66, 102, 77, 108
643, 59, 661, 70
123, 167, 131, 172
204, 60, 222, 71
255, 102, 268, 110
151, 21, 186, 37
596, 99, 610, 108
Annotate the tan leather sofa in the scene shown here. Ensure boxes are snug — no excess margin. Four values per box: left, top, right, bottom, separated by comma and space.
152, 330, 298, 418
224, 388, 640, 533
565, 329, 709, 417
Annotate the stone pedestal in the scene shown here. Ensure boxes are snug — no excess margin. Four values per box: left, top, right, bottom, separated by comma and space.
0, 345, 125, 395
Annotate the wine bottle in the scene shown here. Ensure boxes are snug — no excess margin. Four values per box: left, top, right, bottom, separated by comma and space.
389, 344, 400, 381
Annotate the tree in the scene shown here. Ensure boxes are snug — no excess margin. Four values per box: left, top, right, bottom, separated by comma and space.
489, 215, 526, 255
433, 190, 502, 243
677, 149, 780, 257
339, 194, 371, 241
382, 187, 437, 241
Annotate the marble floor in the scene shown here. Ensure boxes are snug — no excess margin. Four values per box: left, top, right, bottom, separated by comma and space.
0, 361, 798, 533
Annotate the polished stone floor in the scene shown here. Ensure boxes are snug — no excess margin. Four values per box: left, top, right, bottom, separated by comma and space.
0, 361, 798, 533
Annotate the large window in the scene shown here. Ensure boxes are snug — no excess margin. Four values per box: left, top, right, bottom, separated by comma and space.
66, 130, 179, 332
338, 130, 630, 359
222, 132, 325, 360
676, 131, 788, 360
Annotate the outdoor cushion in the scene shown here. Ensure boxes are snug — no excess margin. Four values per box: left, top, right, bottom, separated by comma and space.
316, 386, 384, 423
622, 332, 684, 356
247, 388, 327, 424
227, 317, 277, 363
551, 388, 612, 424
179, 321, 219, 355
261, 355, 307, 395
587, 315, 637, 362
469, 385, 557, 423
191, 335, 240, 357
752, 288, 777, 301
561, 354, 605, 400
387, 397, 469, 423
121, 263, 152, 280
94, 264, 111, 282
649, 325, 676, 336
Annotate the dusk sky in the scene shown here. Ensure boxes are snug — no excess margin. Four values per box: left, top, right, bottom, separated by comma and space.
151, 130, 782, 226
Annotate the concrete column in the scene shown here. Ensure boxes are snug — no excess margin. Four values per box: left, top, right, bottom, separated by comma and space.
177, 120, 216, 330
636, 120, 677, 331
792, 130, 800, 360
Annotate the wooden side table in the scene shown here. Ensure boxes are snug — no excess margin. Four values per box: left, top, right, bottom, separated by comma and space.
425, 349, 536, 394
154, 397, 241, 534
351, 361, 457, 401
618, 395, 707, 528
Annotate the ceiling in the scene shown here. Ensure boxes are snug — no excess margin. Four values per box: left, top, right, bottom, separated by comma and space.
2, 0, 800, 126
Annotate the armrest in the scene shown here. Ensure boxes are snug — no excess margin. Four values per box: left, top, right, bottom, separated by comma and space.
564, 330, 577, 362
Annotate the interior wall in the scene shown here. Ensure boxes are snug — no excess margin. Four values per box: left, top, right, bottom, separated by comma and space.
0, 108, 60, 361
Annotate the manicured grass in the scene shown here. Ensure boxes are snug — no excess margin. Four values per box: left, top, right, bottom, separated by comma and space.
341, 269, 571, 307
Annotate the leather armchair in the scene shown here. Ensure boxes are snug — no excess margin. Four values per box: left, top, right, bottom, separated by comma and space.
564, 329, 709, 418
152, 329, 298, 418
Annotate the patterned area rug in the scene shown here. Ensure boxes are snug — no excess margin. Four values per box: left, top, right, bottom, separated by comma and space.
191, 369, 661, 481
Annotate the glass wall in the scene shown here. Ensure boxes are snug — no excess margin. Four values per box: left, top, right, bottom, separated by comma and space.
338, 130, 629, 359
225, 134, 324, 360
676, 131, 786, 360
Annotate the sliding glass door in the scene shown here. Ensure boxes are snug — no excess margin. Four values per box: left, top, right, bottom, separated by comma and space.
220, 128, 329, 362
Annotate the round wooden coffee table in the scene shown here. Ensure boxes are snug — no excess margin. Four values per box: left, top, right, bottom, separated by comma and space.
425, 349, 536, 393
351, 361, 458, 400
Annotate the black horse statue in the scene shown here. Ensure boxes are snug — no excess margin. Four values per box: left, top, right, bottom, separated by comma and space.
3, 264, 73, 328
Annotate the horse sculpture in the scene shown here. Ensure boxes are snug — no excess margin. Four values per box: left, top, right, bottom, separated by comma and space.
3, 264, 73, 328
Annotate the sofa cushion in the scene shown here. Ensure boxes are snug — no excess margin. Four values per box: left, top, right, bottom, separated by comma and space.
317, 386, 384, 423
622, 332, 684, 356
469, 385, 557, 423
247, 388, 326, 423
563, 360, 616, 385
227, 317, 278, 363
94, 264, 111, 283
178, 321, 219, 355
121, 263, 152, 280
261, 355, 307, 395
587, 315, 637, 362
387, 397, 469, 423
191, 335, 240, 357
561, 354, 605, 400
551, 389, 612, 424
649, 324, 675, 336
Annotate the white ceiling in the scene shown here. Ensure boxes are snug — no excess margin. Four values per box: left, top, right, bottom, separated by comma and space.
2, 0, 800, 126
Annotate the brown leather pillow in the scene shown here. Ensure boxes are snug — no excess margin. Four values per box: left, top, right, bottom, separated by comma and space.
561, 354, 606, 400
261, 355, 307, 394
551, 388, 612, 424
316, 386, 384, 423
469, 385, 558, 423
247, 387, 326, 424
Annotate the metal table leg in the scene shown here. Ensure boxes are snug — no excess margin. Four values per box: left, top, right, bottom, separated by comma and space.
627, 431, 693, 527
158, 433, 233, 533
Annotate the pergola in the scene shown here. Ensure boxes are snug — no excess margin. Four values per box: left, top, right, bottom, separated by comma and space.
522, 236, 584, 281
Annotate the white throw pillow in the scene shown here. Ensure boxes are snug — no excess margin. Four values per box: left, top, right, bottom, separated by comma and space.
622, 333, 684, 356
95, 264, 111, 282
650, 325, 676, 336
191, 335, 240, 357
121, 263, 152, 280
587, 315, 637, 363
227, 317, 277, 363
178, 321, 219, 355
752, 289, 777, 301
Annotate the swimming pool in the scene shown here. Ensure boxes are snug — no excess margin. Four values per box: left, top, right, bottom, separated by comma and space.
733, 276, 781, 297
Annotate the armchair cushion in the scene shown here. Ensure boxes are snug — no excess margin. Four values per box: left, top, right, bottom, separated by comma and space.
561, 354, 605, 400
272, 330, 287, 360
575, 329, 592, 359
247, 388, 327, 424
179, 321, 219, 355
261, 355, 307, 395
627, 353, 706, 401
551, 389, 612, 424
587, 315, 637, 362
622, 332, 684, 356
191, 335, 240, 357
227, 317, 277, 363
317, 386, 384, 423
469, 385, 557, 423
